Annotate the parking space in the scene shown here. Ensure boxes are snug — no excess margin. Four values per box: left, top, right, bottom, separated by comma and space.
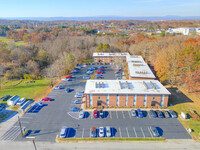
0, 63, 191, 142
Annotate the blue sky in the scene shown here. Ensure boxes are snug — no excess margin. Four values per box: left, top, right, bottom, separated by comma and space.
0, 0, 200, 17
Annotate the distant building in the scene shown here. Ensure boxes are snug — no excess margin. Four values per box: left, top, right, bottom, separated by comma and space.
84, 80, 170, 108
7, 95, 20, 106
166, 27, 200, 35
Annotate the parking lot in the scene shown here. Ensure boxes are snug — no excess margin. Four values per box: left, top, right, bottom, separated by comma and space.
0, 64, 191, 141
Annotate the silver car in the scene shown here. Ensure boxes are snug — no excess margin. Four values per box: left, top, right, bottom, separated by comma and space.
79, 110, 85, 119
131, 109, 136, 117
106, 126, 111, 137
60, 126, 67, 138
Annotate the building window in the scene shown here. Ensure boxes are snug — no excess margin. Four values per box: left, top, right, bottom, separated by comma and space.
161, 95, 164, 107
106, 94, 109, 106
153, 97, 155, 100
116, 95, 119, 106
97, 100, 102, 106
125, 95, 128, 106
94, 58, 97, 63
98, 97, 100, 99
151, 101, 156, 107
102, 57, 104, 62
133, 95, 137, 106
144, 95, 147, 107
89, 94, 93, 106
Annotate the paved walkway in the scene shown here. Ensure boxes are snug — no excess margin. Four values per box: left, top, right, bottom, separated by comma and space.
0, 140, 199, 150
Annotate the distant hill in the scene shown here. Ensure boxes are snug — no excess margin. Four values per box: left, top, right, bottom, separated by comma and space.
1, 16, 200, 21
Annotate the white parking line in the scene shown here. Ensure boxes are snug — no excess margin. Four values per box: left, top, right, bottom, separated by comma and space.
116, 111, 118, 119
141, 127, 145, 138
126, 128, 129, 138
119, 127, 122, 137
110, 111, 112, 119
91, 113, 93, 119
122, 111, 125, 119
148, 112, 151, 119
21, 117, 33, 119
20, 121, 29, 123
133, 127, 137, 137
82, 128, 84, 138
128, 111, 131, 119
148, 127, 153, 138
90, 128, 91, 138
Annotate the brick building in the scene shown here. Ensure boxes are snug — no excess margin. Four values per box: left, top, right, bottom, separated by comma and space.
84, 80, 171, 108
93, 53, 156, 80
93, 53, 129, 63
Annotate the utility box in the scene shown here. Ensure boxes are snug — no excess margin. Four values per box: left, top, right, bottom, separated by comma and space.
181, 112, 187, 120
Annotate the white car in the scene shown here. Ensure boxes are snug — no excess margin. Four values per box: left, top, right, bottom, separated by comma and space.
16, 98, 26, 106
99, 127, 104, 137
106, 126, 111, 137
74, 94, 83, 98
79, 110, 85, 119
131, 109, 137, 117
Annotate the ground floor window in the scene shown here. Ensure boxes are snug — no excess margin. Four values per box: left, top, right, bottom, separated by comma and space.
151, 101, 156, 107
97, 100, 102, 106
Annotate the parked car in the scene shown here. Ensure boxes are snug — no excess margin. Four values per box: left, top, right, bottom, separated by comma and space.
150, 126, 160, 137
106, 126, 111, 137
96, 71, 103, 74
137, 109, 143, 118
95, 74, 102, 77
91, 127, 97, 137
164, 111, 170, 118
0, 95, 10, 101
66, 88, 70, 93
61, 78, 71, 81
37, 102, 43, 106
65, 75, 72, 79
156, 110, 164, 118
60, 126, 68, 138
74, 94, 83, 98
99, 110, 104, 118
74, 99, 82, 104
71, 107, 81, 112
53, 86, 61, 90
149, 110, 157, 118
83, 76, 91, 79
72, 69, 78, 73
99, 127, 104, 137
168, 110, 177, 118
96, 76, 103, 79
131, 109, 137, 117
16, 97, 26, 106
79, 110, 85, 119
42, 97, 52, 101
93, 109, 98, 118
76, 91, 84, 95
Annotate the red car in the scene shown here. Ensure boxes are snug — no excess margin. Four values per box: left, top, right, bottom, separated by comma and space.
93, 110, 98, 118
65, 75, 72, 79
85, 63, 88, 65
42, 97, 52, 101
97, 71, 103, 74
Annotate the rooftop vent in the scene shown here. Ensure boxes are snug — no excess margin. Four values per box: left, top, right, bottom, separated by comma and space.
150, 81, 160, 89
131, 61, 142, 63
133, 64, 143, 66
96, 82, 109, 88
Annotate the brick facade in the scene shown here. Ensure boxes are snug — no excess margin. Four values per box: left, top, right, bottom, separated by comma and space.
94, 56, 126, 63
85, 94, 169, 108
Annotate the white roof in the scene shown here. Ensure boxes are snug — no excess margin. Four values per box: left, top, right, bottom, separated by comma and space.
93, 52, 130, 57
85, 80, 171, 95
128, 62, 156, 79
126, 55, 145, 63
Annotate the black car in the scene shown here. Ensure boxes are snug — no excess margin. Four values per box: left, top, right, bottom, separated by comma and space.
156, 110, 164, 118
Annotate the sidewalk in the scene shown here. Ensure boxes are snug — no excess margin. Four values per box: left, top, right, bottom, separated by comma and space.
0, 112, 21, 137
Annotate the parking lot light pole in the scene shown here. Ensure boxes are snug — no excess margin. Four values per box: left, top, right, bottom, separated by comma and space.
18, 116, 23, 137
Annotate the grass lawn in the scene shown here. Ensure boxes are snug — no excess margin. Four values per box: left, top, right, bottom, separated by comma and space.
82, 59, 94, 63
57, 137, 165, 142
167, 86, 200, 141
0, 36, 25, 47
0, 79, 51, 100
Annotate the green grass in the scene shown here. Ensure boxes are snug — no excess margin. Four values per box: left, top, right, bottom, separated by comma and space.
0, 79, 50, 100
57, 137, 165, 142
167, 86, 200, 141
82, 59, 94, 63
0, 36, 25, 47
